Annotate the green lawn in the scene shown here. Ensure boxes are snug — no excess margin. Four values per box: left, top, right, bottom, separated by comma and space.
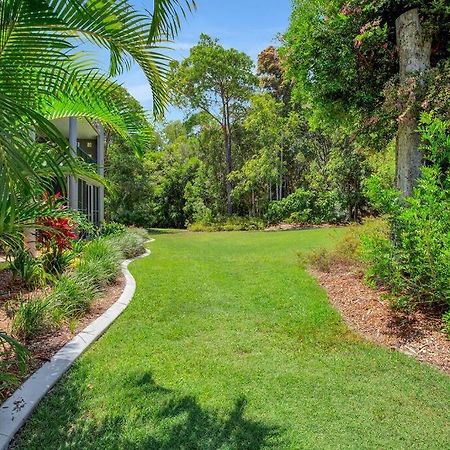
15, 229, 450, 449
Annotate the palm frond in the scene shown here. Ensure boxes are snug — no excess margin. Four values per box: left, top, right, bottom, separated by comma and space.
149, 0, 197, 41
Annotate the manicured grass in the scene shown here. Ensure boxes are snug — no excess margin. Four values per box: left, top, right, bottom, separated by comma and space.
15, 229, 450, 449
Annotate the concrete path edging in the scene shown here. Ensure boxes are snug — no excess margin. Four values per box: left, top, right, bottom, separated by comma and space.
0, 240, 153, 450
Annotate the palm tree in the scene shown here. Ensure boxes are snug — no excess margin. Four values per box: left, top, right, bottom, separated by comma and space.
0, 0, 196, 246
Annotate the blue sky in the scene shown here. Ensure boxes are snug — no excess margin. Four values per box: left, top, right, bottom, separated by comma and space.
117, 0, 292, 120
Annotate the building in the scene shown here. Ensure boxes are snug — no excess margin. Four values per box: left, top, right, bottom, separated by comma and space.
51, 117, 105, 225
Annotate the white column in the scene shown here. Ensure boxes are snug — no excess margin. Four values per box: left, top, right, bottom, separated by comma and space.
68, 117, 78, 210
97, 123, 105, 223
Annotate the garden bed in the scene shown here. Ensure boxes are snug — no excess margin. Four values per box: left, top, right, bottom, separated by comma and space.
311, 263, 450, 374
0, 227, 148, 402
19, 276, 124, 374
0, 274, 126, 402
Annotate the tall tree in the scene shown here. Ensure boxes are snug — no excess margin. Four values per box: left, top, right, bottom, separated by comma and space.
284, 0, 449, 197
395, 8, 431, 197
169, 34, 256, 213
257, 46, 292, 109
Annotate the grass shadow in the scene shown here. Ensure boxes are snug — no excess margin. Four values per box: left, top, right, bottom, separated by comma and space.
15, 371, 281, 450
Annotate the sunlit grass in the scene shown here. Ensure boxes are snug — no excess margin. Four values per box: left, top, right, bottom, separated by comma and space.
15, 229, 450, 449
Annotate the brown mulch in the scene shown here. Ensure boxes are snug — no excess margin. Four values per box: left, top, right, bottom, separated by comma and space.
311, 263, 450, 374
265, 223, 338, 232
1, 275, 126, 400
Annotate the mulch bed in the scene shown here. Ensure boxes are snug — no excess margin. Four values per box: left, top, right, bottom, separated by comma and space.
311, 263, 450, 374
1, 273, 126, 401
265, 223, 338, 232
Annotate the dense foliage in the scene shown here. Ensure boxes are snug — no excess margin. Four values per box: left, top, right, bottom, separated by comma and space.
362, 115, 450, 307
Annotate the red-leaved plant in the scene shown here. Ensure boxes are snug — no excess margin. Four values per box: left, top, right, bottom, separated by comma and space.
36, 193, 78, 274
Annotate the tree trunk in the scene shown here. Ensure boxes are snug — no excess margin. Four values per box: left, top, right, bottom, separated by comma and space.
224, 128, 233, 214
395, 8, 431, 197
23, 228, 37, 257
279, 147, 284, 200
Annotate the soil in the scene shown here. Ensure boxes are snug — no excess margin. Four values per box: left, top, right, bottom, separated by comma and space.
311, 263, 450, 374
265, 223, 339, 232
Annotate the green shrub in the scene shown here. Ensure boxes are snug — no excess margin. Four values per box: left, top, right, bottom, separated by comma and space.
442, 311, 450, 338
11, 297, 51, 341
361, 115, 450, 308
362, 168, 450, 306
97, 222, 126, 237
109, 228, 148, 258
266, 189, 312, 225
10, 250, 51, 289
48, 273, 95, 319
188, 222, 215, 232
76, 239, 121, 289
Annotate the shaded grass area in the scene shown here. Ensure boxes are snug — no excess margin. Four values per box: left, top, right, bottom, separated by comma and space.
15, 229, 450, 449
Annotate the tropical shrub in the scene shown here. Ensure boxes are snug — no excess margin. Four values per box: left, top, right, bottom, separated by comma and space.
36, 194, 78, 275
266, 189, 312, 224
442, 311, 450, 338
98, 222, 126, 237
10, 250, 51, 289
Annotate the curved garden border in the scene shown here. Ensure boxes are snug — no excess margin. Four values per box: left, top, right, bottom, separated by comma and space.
0, 240, 154, 450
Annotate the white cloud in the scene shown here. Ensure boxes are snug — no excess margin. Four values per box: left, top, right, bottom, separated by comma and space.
171, 42, 194, 51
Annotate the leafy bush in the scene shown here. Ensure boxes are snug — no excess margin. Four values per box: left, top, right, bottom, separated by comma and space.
442, 311, 450, 338
361, 115, 450, 311
266, 189, 312, 225
11, 297, 51, 341
362, 168, 450, 305
97, 222, 126, 237
362, 114, 450, 307
36, 196, 78, 275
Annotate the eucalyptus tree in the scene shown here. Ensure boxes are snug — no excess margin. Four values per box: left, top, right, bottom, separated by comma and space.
169, 34, 256, 214
284, 0, 449, 197
0, 0, 195, 246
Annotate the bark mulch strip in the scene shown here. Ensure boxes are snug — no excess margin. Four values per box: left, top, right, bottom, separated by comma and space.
311, 263, 450, 374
